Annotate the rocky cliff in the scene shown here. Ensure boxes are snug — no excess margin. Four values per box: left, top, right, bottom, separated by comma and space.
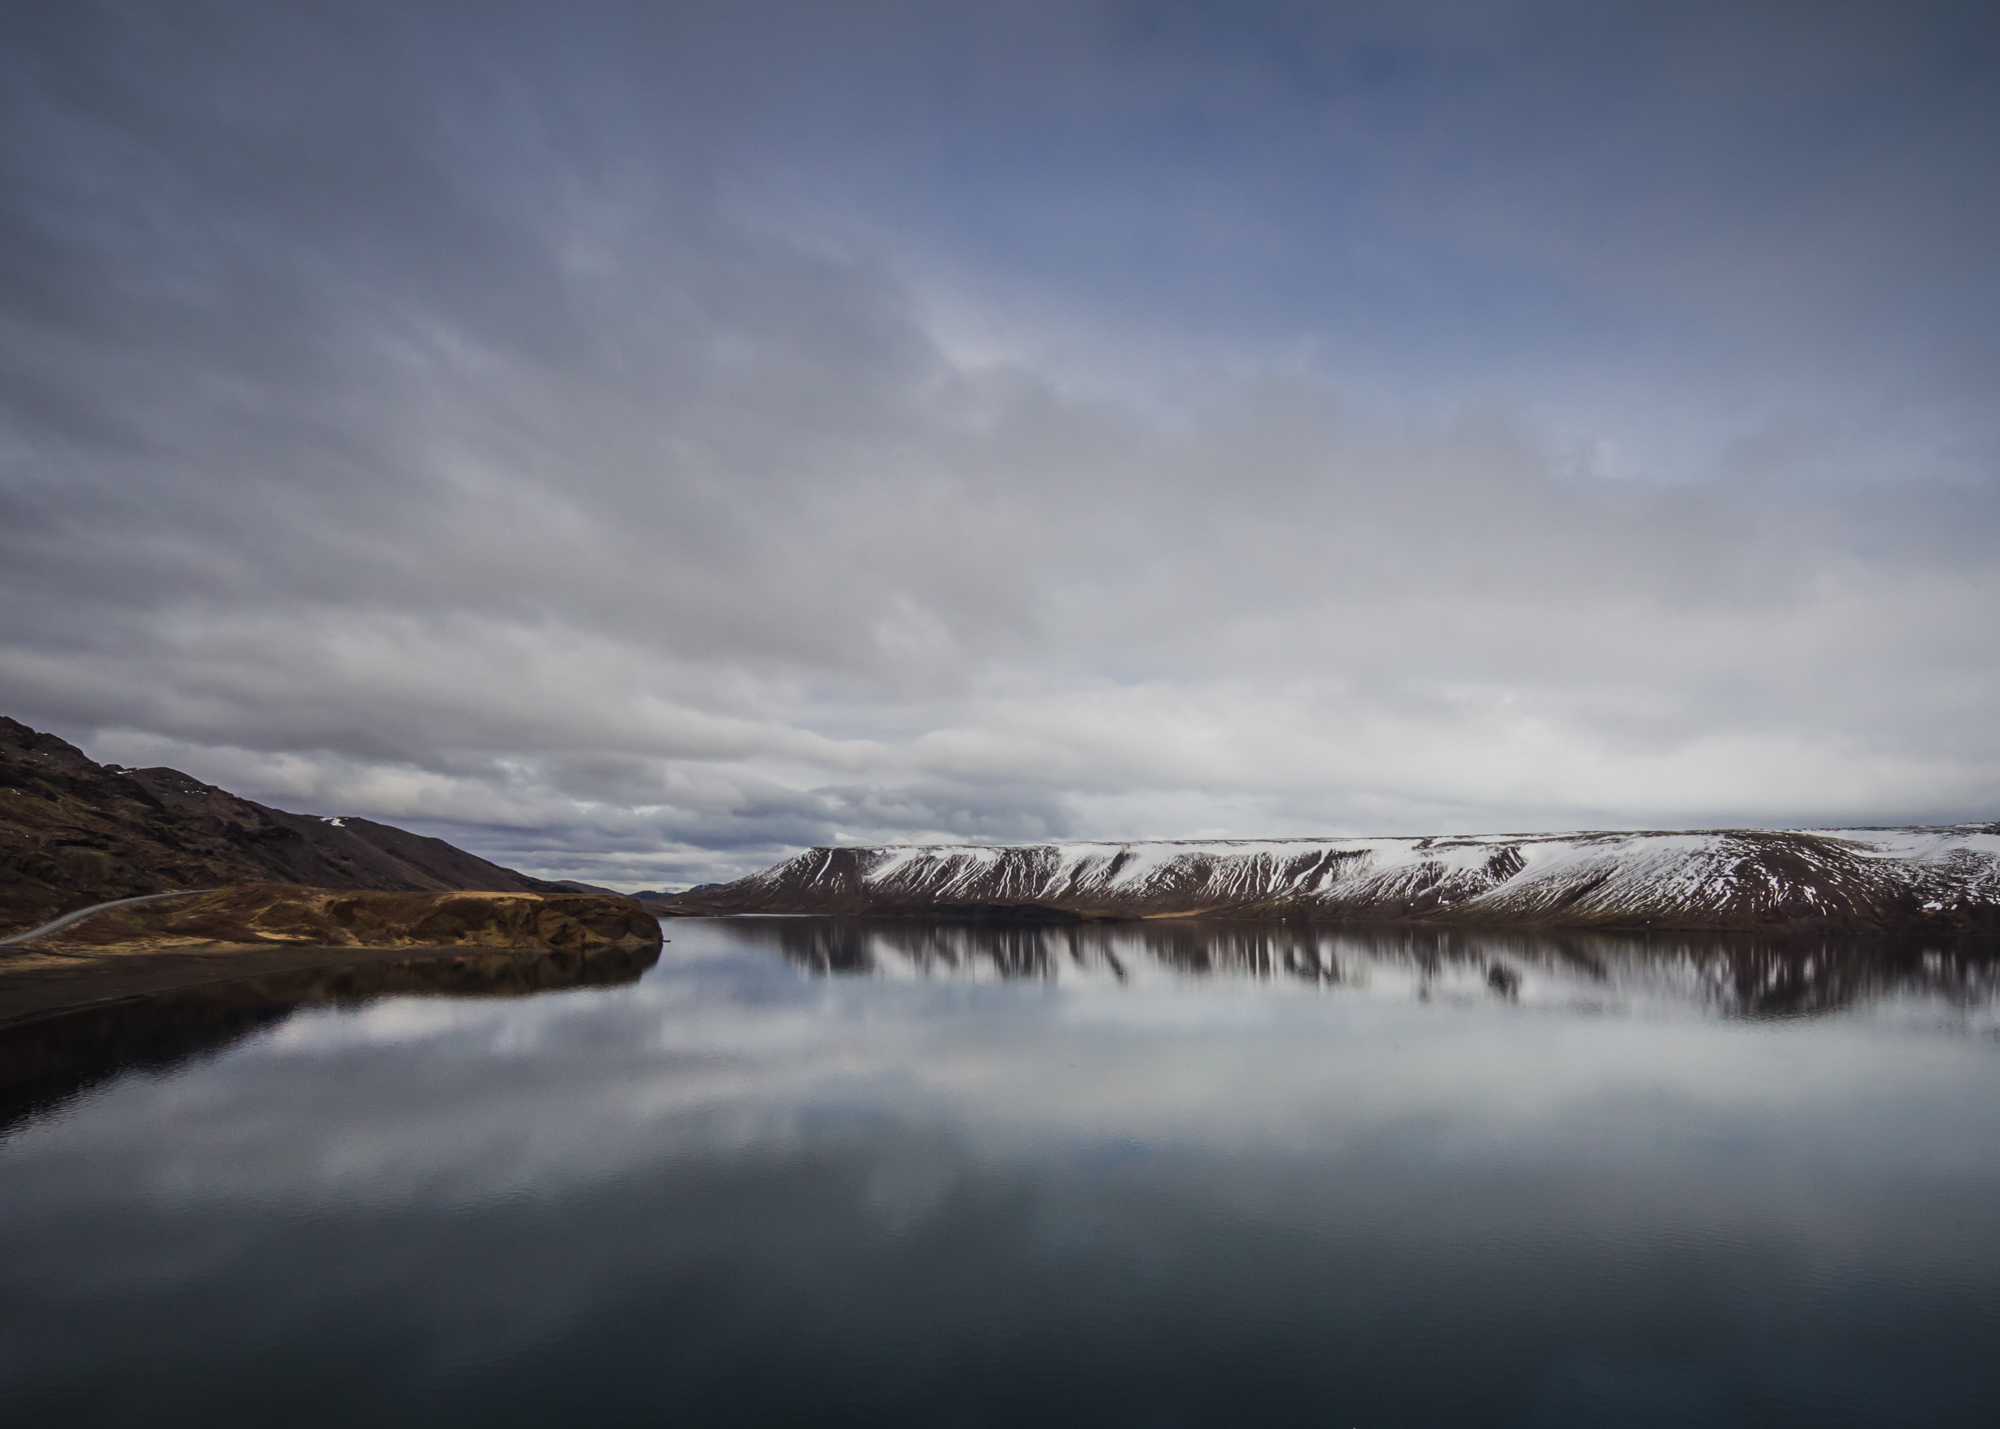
659, 828, 2000, 935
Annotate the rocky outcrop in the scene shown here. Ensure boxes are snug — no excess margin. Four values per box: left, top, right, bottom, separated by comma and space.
0, 716, 557, 935
658, 828, 2000, 935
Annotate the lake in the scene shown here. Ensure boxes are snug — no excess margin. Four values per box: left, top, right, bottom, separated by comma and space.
3, 917, 1999, 1426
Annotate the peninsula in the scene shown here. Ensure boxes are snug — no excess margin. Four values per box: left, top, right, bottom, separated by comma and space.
1, 717, 661, 1024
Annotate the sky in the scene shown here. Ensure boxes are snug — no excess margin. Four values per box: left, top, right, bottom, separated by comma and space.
2, 0, 1997, 889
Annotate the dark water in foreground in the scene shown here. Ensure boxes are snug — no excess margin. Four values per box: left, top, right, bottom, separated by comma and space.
3, 919, 1999, 1427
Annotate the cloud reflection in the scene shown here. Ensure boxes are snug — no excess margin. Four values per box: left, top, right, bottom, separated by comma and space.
3, 917, 2000, 1422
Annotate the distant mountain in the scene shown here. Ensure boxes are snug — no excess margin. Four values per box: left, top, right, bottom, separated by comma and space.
627, 883, 715, 912
1, 716, 557, 935
537, 879, 629, 897
658, 829, 2000, 935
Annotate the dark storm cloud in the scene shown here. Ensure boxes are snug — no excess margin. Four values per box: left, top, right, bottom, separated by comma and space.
2, 1, 1996, 886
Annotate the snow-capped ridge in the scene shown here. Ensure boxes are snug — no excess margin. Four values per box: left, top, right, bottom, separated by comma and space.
668, 826, 2000, 934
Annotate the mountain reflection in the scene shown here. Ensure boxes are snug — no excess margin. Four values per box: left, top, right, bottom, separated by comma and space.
761, 917, 2000, 1020
0, 942, 661, 1137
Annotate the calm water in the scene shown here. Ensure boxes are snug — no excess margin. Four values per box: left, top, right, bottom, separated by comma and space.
3, 918, 1999, 1427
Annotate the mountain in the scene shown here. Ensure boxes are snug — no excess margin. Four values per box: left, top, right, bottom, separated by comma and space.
657, 829, 2000, 935
1, 716, 555, 936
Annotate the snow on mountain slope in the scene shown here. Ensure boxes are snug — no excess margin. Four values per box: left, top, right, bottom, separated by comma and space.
659, 827, 2000, 933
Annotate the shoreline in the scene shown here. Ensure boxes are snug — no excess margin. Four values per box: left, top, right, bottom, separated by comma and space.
0, 937, 666, 1136
661, 904, 2000, 940
0, 938, 667, 1031
8, 905, 1992, 1032
0, 885, 669, 1031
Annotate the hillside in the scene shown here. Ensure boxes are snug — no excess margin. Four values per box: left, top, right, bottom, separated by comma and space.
0, 716, 554, 936
29, 886, 663, 957
660, 828, 2000, 935
0, 886, 662, 1031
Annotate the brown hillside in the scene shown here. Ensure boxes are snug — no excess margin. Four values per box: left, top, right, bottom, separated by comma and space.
0, 716, 551, 936
30, 886, 662, 956
0, 886, 663, 1029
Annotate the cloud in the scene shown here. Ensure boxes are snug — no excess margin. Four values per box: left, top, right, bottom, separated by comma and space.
2, 2, 1995, 886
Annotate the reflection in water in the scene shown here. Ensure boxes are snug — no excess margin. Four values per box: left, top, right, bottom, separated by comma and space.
764, 917, 2000, 1020
0, 942, 660, 1137
3, 919, 1999, 1426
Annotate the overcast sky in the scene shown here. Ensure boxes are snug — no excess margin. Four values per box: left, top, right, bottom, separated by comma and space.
4, 1, 1997, 888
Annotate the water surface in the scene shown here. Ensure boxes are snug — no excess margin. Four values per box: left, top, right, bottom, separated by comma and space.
3, 918, 1998, 1426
